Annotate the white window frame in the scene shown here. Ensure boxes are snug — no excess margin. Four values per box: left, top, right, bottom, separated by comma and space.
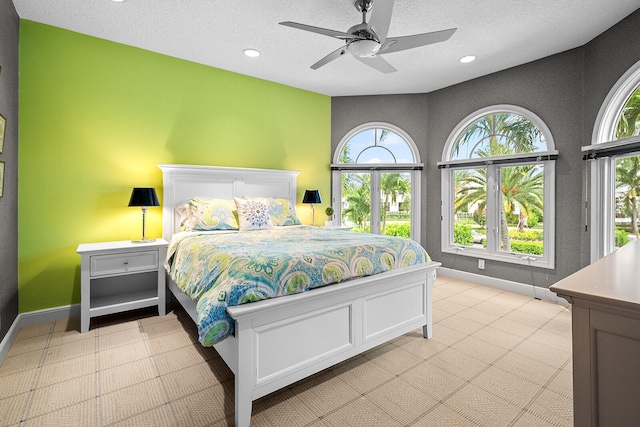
332, 122, 423, 242
440, 105, 557, 269
589, 59, 640, 262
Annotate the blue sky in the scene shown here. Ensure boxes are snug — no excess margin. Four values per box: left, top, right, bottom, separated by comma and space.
345, 129, 414, 164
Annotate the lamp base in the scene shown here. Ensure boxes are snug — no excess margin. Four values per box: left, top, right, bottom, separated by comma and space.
131, 239, 156, 244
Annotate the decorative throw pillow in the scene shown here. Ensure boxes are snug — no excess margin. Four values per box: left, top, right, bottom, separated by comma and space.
234, 197, 274, 231
175, 203, 190, 231
246, 197, 301, 226
182, 198, 239, 231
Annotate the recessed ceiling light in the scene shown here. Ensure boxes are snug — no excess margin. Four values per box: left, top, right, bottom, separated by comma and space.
111, 0, 126, 2
243, 49, 261, 58
459, 55, 477, 63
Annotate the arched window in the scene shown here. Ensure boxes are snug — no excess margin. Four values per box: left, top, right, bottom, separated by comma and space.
587, 60, 640, 261
331, 123, 422, 241
440, 105, 557, 269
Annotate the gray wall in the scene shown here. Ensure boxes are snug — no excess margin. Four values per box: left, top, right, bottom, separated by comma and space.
0, 0, 20, 341
332, 8, 640, 288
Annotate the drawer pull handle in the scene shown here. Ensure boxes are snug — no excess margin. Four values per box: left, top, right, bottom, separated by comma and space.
124, 260, 129, 265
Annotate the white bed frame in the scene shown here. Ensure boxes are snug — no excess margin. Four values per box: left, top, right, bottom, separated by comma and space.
159, 164, 441, 427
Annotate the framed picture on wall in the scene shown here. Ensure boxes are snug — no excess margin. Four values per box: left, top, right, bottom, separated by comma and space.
0, 161, 4, 198
0, 114, 5, 154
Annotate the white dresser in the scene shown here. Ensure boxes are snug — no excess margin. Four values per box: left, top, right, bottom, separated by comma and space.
550, 238, 640, 426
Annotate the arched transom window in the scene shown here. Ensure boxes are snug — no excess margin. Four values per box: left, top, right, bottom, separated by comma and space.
340, 127, 417, 164
450, 112, 549, 160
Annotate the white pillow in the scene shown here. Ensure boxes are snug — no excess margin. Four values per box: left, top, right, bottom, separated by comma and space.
177, 198, 239, 231
234, 197, 274, 231
245, 197, 301, 226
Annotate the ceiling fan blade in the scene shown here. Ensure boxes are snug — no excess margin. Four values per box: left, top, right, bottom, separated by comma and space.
367, 0, 394, 43
354, 54, 397, 74
380, 28, 457, 54
279, 21, 364, 41
311, 46, 348, 70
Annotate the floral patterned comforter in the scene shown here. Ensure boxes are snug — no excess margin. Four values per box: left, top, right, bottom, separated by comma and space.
165, 226, 430, 346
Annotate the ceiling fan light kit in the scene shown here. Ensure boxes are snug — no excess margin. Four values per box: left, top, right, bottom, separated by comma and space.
347, 39, 381, 57
280, 0, 456, 73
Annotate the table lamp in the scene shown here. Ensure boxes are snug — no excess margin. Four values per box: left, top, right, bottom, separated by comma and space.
128, 187, 159, 243
302, 189, 322, 226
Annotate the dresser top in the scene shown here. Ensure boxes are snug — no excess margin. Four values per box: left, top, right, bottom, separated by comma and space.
550, 238, 640, 308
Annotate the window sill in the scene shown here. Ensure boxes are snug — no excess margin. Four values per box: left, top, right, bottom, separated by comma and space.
442, 246, 554, 269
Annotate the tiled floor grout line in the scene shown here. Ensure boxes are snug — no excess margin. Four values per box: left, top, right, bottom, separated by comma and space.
507, 309, 573, 427
95, 316, 173, 426
138, 317, 180, 427
294, 354, 432, 426
356, 355, 435, 422
423, 286, 569, 426
95, 329, 102, 427
508, 365, 571, 427
402, 318, 524, 425
18, 323, 55, 425
11, 324, 101, 426
128, 314, 231, 426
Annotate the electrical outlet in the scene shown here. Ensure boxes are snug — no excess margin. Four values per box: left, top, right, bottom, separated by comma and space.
478, 259, 485, 270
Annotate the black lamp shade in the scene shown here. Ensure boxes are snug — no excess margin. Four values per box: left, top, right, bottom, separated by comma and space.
303, 190, 322, 204
128, 188, 160, 207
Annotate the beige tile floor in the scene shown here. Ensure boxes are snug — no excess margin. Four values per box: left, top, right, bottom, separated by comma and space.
0, 276, 573, 426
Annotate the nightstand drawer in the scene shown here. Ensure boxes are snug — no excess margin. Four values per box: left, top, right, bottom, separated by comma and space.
90, 250, 158, 277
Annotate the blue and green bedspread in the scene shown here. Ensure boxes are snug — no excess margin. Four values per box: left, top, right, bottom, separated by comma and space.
165, 226, 430, 346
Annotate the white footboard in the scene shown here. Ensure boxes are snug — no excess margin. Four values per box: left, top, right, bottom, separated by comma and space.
225, 261, 439, 426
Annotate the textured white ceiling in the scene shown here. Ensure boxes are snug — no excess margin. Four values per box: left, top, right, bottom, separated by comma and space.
12, 0, 640, 97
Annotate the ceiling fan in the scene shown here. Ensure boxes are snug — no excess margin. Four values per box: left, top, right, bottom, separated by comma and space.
279, 0, 457, 74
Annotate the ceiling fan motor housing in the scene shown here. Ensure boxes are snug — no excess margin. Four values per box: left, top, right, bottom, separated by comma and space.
354, 0, 374, 13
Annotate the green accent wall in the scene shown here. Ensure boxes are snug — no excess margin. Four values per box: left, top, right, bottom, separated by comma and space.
18, 21, 331, 313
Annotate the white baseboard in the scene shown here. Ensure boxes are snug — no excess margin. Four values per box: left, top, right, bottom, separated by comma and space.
0, 304, 81, 365
0, 314, 22, 365
19, 304, 80, 327
436, 267, 569, 306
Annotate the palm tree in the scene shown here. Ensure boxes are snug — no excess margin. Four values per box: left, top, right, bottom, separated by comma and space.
343, 174, 370, 230
616, 86, 640, 139
454, 169, 487, 215
453, 113, 545, 251
454, 168, 488, 245
339, 146, 359, 196
455, 165, 543, 251
453, 113, 543, 158
501, 165, 544, 234
616, 155, 640, 237
380, 173, 410, 234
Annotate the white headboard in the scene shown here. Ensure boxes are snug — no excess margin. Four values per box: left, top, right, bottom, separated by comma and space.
158, 164, 300, 240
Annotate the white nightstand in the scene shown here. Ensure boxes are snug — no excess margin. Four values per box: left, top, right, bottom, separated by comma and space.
76, 239, 169, 333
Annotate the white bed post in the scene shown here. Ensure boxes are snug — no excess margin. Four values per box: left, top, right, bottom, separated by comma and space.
423, 272, 435, 339
234, 318, 254, 427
